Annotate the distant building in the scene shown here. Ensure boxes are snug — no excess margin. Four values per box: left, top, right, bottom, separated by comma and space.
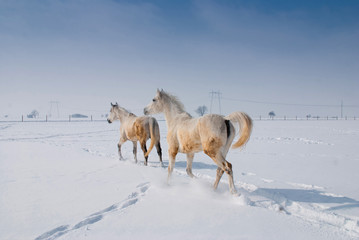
71, 114, 88, 118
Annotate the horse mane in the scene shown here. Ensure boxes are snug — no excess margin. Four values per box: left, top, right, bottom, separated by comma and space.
116, 105, 137, 117
161, 91, 192, 117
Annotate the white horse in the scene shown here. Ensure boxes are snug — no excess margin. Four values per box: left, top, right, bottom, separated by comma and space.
144, 90, 252, 193
107, 103, 163, 166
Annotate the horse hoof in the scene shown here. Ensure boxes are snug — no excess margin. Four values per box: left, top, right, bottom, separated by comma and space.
231, 189, 238, 195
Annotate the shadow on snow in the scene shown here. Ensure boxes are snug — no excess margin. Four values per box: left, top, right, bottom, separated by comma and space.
164, 160, 218, 170
254, 188, 359, 209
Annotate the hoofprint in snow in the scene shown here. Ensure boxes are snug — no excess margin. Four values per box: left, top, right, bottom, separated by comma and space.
35, 182, 150, 240
0, 120, 358, 240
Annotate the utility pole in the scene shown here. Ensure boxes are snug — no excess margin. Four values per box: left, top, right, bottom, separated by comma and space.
49, 101, 60, 118
209, 90, 222, 114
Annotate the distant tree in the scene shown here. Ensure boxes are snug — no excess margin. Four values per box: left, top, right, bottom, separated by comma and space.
268, 111, 275, 119
27, 110, 39, 118
195, 105, 208, 116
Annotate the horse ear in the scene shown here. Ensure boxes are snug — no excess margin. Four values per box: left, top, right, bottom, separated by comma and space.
111, 102, 114, 107
116, 102, 118, 106
156, 89, 162, 98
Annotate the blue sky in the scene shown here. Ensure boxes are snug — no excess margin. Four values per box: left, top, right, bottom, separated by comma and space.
1, 0, 358, 118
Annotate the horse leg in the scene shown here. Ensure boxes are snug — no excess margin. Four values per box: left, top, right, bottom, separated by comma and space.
140, 141, 148, 166
155, 141, 163, 167
117, 139, 126, 160
132, 141, 138, 163
206, 152, 237, 194
168, 147, 178, 183
186, 153, 195, 178
224, 161, 237, 194
213, 167, 224, 190
223, 132, 237, 193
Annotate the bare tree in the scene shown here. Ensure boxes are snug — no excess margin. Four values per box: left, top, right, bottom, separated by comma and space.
27, 110, 39, 118
268, 111, 275, 119
195, 105, 208, 116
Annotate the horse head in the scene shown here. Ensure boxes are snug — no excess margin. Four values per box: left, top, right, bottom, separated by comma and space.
144, 89, 166, 115
108, 102, 119, 123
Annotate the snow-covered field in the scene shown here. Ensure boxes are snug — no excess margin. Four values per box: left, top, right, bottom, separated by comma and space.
0, 120, 358, 240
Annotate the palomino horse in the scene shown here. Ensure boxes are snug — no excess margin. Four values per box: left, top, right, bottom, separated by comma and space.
107, 103, 163, 166
144, 90, 252, 193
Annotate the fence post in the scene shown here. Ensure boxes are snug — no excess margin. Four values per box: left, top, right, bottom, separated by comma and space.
91, 115, 93, 121
22, 115, 24, 122
46, 115, 48, 122
69, 115, 71, 122
259, 115, 261, 120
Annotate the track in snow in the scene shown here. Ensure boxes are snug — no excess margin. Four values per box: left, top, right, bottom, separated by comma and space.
170, 165, 359, 238
35, 182, 150, 240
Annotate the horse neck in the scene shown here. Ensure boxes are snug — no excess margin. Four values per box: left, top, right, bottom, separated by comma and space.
163, 103, 191, 127
116, 108, 131, 123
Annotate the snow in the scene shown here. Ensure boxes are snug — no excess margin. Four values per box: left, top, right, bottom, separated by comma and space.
0, 120, 358, 240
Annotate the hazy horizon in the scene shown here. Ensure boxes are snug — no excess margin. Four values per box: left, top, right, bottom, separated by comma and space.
1, 0, 358, 118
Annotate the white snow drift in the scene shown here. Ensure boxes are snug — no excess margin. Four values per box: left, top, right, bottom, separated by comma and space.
0, 120, 358, 240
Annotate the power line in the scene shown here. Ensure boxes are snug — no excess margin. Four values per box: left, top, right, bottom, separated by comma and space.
61, 106, 107, 113
221, 97, 359, 108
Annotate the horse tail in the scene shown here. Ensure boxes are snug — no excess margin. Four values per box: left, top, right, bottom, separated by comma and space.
145, 118, 159, 157
225, 112, 253, 149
